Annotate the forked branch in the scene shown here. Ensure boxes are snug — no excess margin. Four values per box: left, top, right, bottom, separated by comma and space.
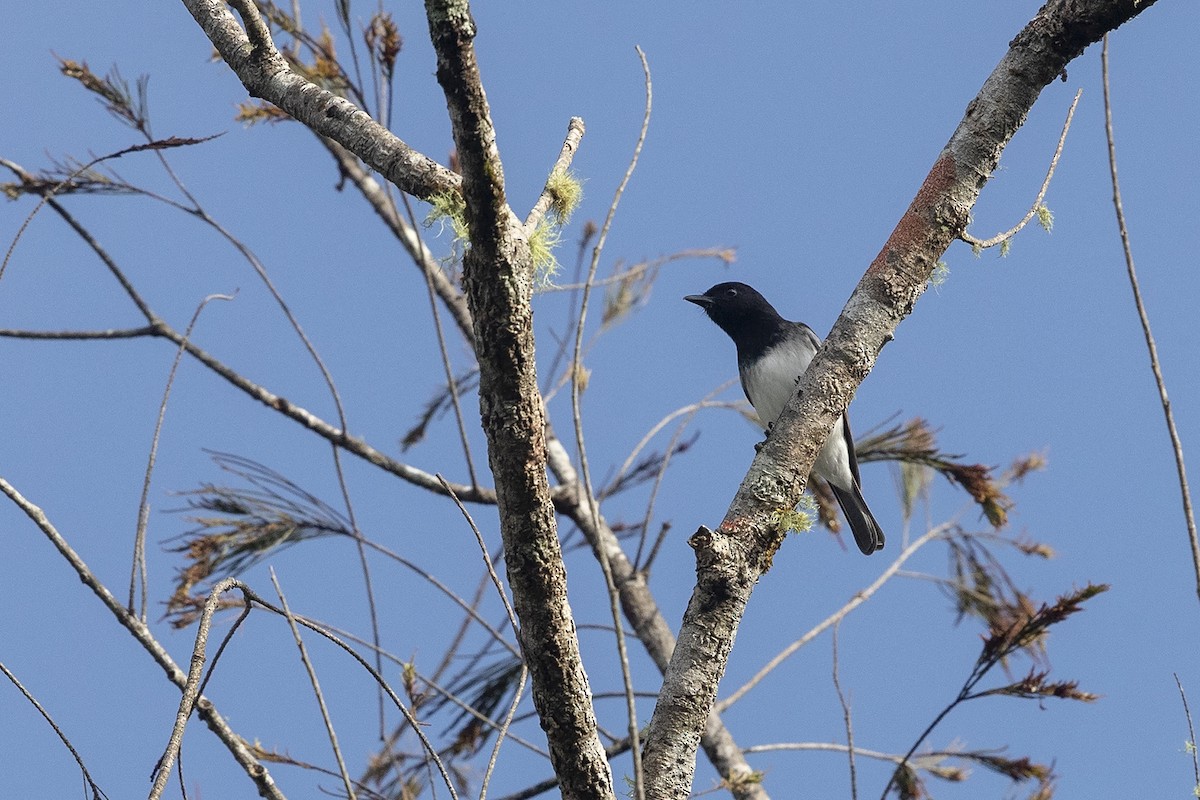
641, 2, 1159, 797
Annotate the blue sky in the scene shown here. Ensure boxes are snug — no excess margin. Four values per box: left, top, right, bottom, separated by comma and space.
2, 1, 1199, 798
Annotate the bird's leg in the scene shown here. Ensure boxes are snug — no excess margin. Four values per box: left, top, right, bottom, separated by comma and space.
755, 376, 804, 453
754, 422, 772, 452
753, 375, 807, 453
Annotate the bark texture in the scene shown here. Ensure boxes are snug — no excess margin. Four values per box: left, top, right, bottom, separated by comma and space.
179, 0, 460, 201
180, 1, 767, 791
424, 3, 615, 799
546, 437, 768, 798
640, 1, 1159, 797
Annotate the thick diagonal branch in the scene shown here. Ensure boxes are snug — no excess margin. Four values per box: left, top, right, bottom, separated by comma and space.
641, 1, 1159, 797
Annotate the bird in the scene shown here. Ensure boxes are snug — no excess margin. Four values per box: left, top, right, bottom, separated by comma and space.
684, 281, 885, 555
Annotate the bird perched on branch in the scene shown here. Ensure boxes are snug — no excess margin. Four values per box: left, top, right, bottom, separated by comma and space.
685, 281, 884, 555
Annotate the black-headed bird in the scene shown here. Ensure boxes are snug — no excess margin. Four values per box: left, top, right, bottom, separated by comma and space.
685, 281, 884, 554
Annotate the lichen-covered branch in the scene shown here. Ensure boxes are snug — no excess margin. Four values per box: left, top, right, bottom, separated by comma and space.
640, 1, 1159, 797
423, 2, 614, 798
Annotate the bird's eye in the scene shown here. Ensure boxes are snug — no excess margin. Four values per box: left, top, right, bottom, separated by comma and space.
725, 288, 738, 298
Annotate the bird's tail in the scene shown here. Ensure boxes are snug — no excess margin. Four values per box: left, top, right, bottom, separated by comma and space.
828, 481, 885, 555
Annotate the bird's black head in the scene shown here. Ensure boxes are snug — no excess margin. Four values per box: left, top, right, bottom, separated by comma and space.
684, 282, 784, 342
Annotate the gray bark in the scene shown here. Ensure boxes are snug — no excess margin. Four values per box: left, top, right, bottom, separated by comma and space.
423, 3, 617, 799
640, 1, 1160, 797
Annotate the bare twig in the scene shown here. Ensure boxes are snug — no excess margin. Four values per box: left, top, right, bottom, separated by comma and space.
409, 193, 480, 488
717, 526, 946, 713
109, 71, 389, 686
741, 741, 1048, 785
602, 390, 742, 502
0, 479, 285, 799
630, 388, 740, 571
328, 0, 366, 113
1175, 673, 1200, 795
317, 137, 475, 344
162, 141, 390, 736
0, 660, 110, 800
546, 248, 736, 292
269, 568, 357, 800
240, 746, 390, 800
960, 89, 1082, 249
210, 578, 464, 798
438, 476, 518, 636
317, 604, 549, 758
831, 623, 858, 800
1101, 36, 1200, 604
742, 742, 956, 772
1, 140, 213, 285
328, 454, 387, 739
129, 292, 235, 620
568, 45, 653, 800
524, 117, 587, 233
437, 475, 529, 800
419, 669, 547, 759
192, 604, 253, 711
2, 183, 491, 504
355, 542, 518, 659
149, 576, 242, 800
0, 325, 160, 339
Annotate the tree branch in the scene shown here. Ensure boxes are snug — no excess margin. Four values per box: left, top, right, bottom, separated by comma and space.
424, 2, 614, 798
641, 1, 1159, 796
1100, 35, 1200, 604
316, 136, 476, 346
545, 434, 769, 799
0, 478, 287, 800
178, 0, 460, 200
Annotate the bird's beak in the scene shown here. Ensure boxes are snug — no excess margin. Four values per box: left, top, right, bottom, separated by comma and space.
684, 294, 712, 309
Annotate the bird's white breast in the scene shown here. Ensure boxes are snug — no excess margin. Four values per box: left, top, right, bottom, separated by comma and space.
743, 335, 856, 491
743, 337, 816, 428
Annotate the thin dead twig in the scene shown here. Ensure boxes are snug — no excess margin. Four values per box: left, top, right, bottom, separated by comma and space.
148, 576, 242, 800
0, 478, 286, 799
960, 89, 1082, 250
0, 139, 213, 285
130, 292, 235, 621
0, 660, 110, 800
567, 45, 653, 800
408, 192, 480, 488
0, 326, 159, 340
1175, 673, 1200, 794
717, 525, 947, 713
831, 623, 858, 800
525, 117, 587, 233
1101, 36, 1200, 605
8, 186, 490, 504
223, 578, 464, 799
269, 568, 357, 800
438, 474, 529, 800
629, 388, 742, 572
